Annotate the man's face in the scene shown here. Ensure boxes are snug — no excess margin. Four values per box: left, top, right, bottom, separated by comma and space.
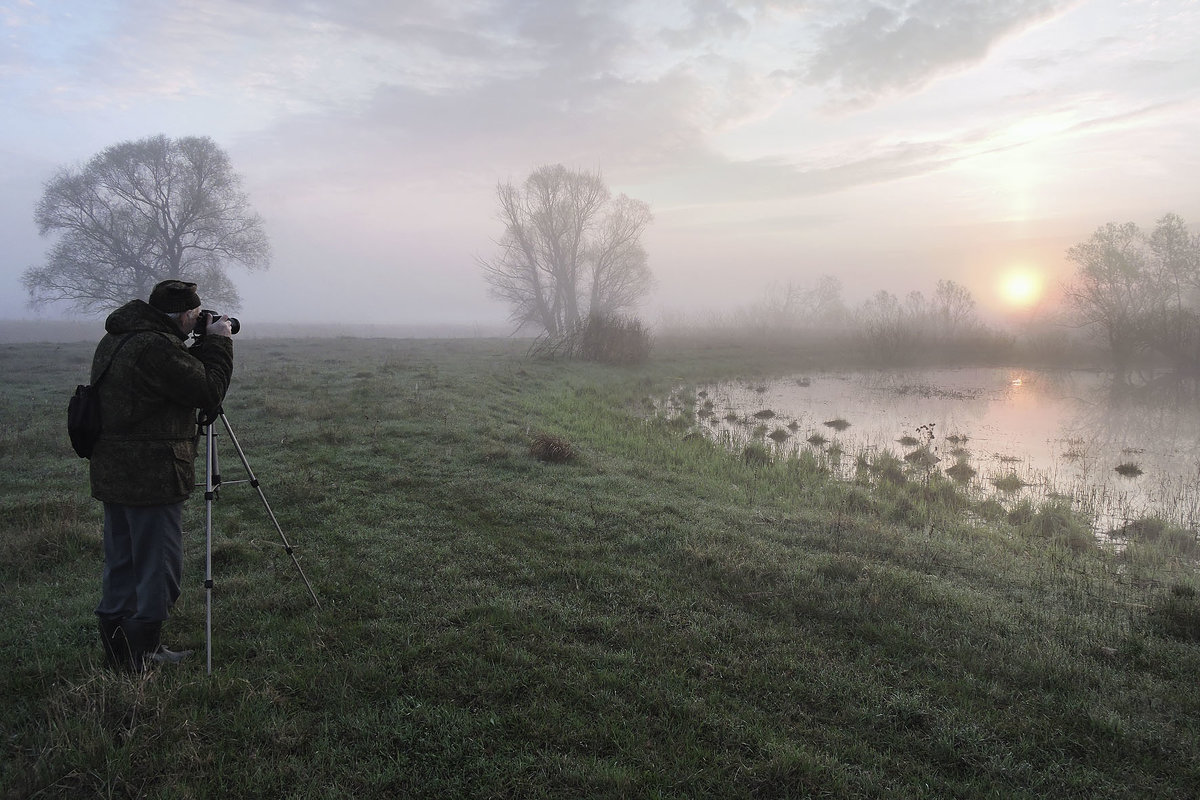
179, 306, 203, 334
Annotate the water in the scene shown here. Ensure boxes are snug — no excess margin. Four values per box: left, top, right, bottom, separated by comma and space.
675, 367, 1200, 534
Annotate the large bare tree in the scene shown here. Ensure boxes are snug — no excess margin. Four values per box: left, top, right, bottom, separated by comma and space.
1063, 222, 1154, 369
1064, 214, 1200, 371
23, 134, 270, 313
482, 164, 652, 336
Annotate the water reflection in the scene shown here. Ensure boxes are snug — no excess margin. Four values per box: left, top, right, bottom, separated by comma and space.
678, 368, 1200, 533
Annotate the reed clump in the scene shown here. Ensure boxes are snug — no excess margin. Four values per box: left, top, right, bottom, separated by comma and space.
577, 313, 654, 365
742, 440, 772, 466
768, 427, 790, 442
869, 451, 907, 486
529, 432, 573, 463
902, 447, 939, 469
945, 460, 976, 483
1020, 499, 1096, 553
1117, 517, 1199, 557
991, 472, 1027, 493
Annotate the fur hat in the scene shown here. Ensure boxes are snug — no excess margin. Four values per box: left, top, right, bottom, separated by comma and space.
148, 280, 201, 313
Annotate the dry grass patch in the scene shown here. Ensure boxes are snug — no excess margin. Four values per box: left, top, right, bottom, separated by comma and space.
530, 432, 573, 463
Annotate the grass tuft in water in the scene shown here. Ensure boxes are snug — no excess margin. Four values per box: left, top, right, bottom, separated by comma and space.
902, 447, 940, 469
991, 472, 1027, 493
1115, 517, 1199, 557
768, 427, 791, 442
945, 460, 976, 483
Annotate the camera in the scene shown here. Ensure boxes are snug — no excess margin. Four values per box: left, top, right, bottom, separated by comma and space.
194, 309, 241, 337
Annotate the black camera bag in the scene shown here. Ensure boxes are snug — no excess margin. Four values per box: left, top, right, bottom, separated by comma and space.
68, 333, 135, 459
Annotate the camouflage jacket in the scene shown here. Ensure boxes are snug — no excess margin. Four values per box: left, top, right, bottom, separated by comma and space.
88, 300, 234, 506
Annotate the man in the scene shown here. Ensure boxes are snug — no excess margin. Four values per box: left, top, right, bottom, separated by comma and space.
90, 279, 234, 671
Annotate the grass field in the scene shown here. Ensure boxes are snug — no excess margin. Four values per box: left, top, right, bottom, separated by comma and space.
2, 334, 1198, 799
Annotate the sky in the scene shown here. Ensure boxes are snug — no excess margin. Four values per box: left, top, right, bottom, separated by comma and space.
2, 0, 1198, 328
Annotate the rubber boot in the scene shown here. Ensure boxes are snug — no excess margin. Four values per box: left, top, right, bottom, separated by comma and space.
98, 616, 131, 671
121, 619, 193, 671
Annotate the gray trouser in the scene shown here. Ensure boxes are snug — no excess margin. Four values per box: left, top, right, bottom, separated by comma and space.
95, 502, 184, 623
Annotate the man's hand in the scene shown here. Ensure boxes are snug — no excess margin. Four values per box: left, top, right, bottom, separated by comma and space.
206, 315, 234, 338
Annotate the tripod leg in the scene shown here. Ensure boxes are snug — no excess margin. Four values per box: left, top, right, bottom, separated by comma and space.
203, 421, 218, 675
218, 414, 321, 608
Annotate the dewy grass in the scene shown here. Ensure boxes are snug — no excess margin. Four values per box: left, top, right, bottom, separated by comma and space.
2, 336, 1200, 798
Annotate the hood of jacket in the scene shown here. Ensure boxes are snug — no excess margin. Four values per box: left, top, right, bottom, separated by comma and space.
104, 299, 188, 341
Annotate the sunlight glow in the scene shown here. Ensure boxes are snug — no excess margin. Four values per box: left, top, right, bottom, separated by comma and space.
999, 269, 1043, 309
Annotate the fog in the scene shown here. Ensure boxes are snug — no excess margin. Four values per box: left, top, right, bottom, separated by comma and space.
2, 2, 1198, 331
0, 320, 513, 344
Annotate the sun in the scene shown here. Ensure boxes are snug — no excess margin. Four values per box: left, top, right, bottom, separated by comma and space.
999, 268, 1043, 309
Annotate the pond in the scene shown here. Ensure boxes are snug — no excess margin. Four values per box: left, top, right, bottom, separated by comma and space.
672, 368, 1200, 535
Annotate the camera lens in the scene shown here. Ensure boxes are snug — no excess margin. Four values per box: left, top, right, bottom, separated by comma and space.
193, 310, 241, 336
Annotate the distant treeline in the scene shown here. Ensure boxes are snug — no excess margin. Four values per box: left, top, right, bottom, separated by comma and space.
659, 276, 1088, 367
660, 213, 1200, 372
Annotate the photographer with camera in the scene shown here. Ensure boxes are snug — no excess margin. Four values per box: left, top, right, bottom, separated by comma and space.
89, 279, 235, 671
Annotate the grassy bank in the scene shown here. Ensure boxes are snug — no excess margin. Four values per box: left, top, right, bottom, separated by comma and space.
2, 335, 1198, 798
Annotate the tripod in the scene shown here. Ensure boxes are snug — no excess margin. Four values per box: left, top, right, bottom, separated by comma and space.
199, 407, 320, 674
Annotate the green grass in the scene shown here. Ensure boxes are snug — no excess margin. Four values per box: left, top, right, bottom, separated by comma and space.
2, 335, 1198, 798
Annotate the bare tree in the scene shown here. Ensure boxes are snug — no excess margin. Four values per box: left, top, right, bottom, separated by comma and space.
743, 274, 849, 331
586, 194, 653, 317
1144, 213, 1200, 371
1063, 222, 1153, 368
1061, 218, 1200, 370
23, 134, 270, 313
481, 164, 652, 336
1147, 212, 1200, 308
853, 280, 989, 360
931, 279, 977, 340
855, 289, 915, 360
807, 274, 849, 329
752, 281, 808, 331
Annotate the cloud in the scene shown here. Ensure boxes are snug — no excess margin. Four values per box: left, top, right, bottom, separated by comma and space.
221, 3, 737, 185
641, 137, 962, 210
632, 88, 1195, 212
659, 0, 754, 47
9, 3, 1195, 244
803, 0, 1079, 103
12, 1, 554, 118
